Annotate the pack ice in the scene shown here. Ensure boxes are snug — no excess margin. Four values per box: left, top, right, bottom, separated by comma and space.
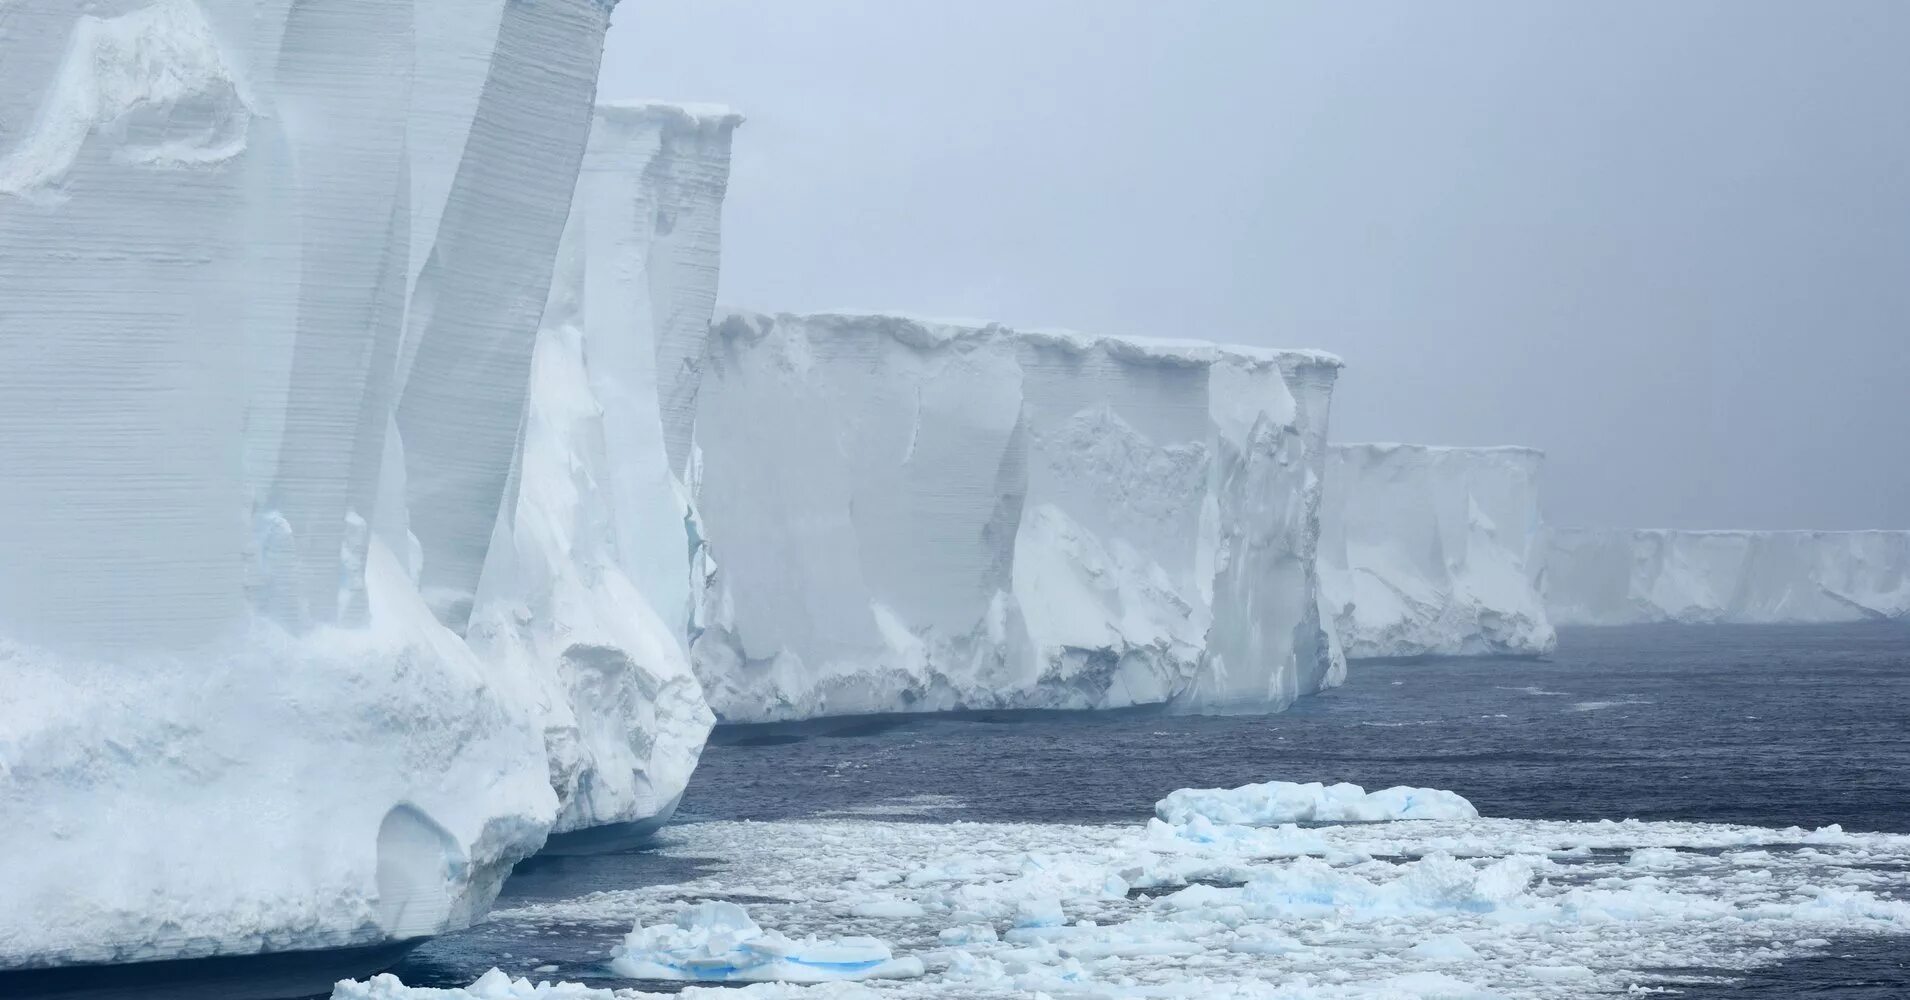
1548, 528, 1910, 625
0, 0, 642, 969
690, 311, 1345, 721
1319, 445, 1556, 660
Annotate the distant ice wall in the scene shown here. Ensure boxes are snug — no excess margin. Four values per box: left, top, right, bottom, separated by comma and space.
1548, 529, 1910, 626
0, 0, 619, 969
1319, 445, 1556, 660
471, 102, 739, 837
691, 311, 1342, 722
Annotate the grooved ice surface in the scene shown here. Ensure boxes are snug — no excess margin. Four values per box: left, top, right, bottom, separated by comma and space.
1548, 528, 1910, 625
1319, 445, 1556, 660
0, 0, 618, 969
691, 311, 1342, 721
396, 0, 614, 633
594, 100, 744, 482
469, 103, 737, 835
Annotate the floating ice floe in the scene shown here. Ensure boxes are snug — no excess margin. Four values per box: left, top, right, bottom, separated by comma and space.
336, 968, 881, 999
1155, 779, 1481, 826
609, 901, 924, 983
340, 779, 1910, 999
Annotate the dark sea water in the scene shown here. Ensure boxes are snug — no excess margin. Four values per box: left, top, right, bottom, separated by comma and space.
370, 622, 1910, 997
682, 621, 1910, 834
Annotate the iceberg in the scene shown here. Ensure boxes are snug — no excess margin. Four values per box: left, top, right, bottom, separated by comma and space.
1319, 444, 1556, 660
690, 311, 1343, 721
610, 901, 924, 983
1548, 528, 1910, 625
0, 0, 619, 971
469, 102, 740, 846
1155, 780, 1480, 826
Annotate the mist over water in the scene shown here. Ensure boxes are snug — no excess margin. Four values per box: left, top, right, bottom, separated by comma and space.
599, 0, 1910, 532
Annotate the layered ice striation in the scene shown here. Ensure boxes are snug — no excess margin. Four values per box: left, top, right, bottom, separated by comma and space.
0, 0, 619, 969
1319, 445, 1556, 660
691, 311, 1343, 721
470, 102, 739, 841
1548, 528, 1910, 625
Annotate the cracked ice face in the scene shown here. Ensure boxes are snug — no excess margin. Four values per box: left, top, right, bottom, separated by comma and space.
690, 311, 1344, 722
1319, 444, 1556, 661
1547, 528, 1910, 626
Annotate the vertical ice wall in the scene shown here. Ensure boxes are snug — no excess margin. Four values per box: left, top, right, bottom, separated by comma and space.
1318, 445, 1556, 660
592, 101, 745, 482
470, 102, 738, 839
395, 0, 616, 632
691, 312, 1342, 721
0, 0, 621, 969
1547, 529, 1910, 625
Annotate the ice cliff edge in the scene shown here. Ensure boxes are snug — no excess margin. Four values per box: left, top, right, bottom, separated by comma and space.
689, 310, 1345, 722
1548, 528, 1910, 625
0, 0, 628, 970
471, 101, 739, 845
1319, 444, 1556, 660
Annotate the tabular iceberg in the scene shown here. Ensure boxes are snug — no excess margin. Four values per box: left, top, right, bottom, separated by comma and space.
1548, 528, 1910, 626
470, 101, 739, 845
0, 0, 618, 970
1318, 444, 1556, 660
690, 311, 1343, 721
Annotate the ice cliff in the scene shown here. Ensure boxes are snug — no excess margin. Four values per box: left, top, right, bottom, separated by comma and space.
0, 0, 625, 969
1548, 528, 1910, 625
470, 101, 739, 844
1318, 445, 1556, 660
690, 312, 1344, 721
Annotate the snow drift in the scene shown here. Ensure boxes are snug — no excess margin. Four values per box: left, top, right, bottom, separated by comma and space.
1548, 528, 1910, 625
470, 101, 739, 842
0, 0, 621, 969
1319, 445, 1555, 660
690, 311, 1344, 721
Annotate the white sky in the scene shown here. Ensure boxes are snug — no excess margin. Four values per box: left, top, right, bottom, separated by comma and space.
599, 0, 1910, 530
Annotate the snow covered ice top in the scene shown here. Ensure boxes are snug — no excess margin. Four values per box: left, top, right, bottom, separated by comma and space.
1319, 444, 1556, 660
689, 310, 1345, 721
1548, 527, 1910, 625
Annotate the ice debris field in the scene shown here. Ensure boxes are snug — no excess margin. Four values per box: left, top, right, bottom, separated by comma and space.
336, 779, 1910, 999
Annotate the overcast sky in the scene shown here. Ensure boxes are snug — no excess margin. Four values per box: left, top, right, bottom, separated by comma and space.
599, 1, 1909, 531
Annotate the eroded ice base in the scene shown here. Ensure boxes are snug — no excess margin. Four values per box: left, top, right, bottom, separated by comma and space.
337, 783, 1910, 999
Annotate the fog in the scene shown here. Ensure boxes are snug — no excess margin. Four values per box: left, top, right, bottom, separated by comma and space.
599, 0, 1909, 531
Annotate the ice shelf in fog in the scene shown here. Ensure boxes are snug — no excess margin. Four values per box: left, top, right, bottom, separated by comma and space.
690, 311, 1344, 722
1318, 445, 1556, 660
470, 101, 739, 841
0, 0, 618, 969
1548, 528, 1910, 626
